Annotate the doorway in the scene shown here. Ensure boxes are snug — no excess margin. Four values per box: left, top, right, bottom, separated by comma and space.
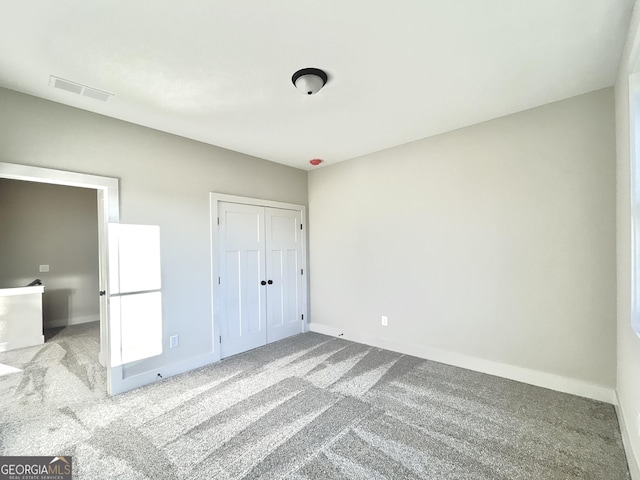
0, 179, 100, 334
0, 161, 119, 393
210, 194, 308, 359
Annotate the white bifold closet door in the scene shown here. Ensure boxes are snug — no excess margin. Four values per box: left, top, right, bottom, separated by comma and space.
218, 202, 303, 358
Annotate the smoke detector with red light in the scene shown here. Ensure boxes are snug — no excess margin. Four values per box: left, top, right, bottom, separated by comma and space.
309, 159, 323, 166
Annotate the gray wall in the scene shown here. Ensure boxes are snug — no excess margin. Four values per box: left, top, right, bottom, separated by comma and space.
0, 82, 619, 404
0, 179, 99, 327
308, 88, 616, 388
615, 2, 640, 475
0, 87, 308, 374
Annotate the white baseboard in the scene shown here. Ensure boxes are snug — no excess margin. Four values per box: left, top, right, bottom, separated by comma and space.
45, 315, 99, 329
616, 392, 640, 479
109, 352, 219, 395
309, 323, 616, 405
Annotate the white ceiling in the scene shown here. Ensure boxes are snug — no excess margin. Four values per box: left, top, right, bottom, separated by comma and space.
0, 1, 633, 170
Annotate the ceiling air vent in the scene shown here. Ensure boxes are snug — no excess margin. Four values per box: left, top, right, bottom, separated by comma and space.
49, 75, 113, 102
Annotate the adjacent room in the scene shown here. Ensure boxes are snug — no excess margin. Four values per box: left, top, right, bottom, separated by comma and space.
1, 1, 639, 478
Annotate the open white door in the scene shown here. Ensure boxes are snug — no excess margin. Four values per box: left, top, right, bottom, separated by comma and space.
107, 223, 163, 395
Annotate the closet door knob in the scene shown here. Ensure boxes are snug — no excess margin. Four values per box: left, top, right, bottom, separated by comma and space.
267, 280, 273, 285
260, 281, 267, 286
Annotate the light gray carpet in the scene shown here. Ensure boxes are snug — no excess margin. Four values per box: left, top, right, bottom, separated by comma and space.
0, 323, 630, 479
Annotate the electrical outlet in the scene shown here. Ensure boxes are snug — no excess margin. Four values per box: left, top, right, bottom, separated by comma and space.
39, 265, 49, 272
381, 315, 388, 326
170, 335, 179, 348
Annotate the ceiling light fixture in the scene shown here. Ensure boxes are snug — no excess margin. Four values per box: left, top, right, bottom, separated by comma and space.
292, 68, 327, 95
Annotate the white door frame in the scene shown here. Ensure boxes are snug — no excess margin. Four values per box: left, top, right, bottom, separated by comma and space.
210, 193, 309, 361
0, 161, 119, 394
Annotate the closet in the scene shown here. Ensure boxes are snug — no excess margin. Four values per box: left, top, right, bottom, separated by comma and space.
217, 201, 305, 358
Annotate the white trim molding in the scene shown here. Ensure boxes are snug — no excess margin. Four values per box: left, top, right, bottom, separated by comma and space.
109, 353, 219, 395
45, 316, 100, 329
209, 193, 310, 362
629, 72, 640, 338
616, 392, 640, 480
310, 323, 616, 405
0, 162, 119, 222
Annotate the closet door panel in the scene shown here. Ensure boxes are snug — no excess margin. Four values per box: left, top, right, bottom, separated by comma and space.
265, 207, 303, 342
219, 202, 267, 358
